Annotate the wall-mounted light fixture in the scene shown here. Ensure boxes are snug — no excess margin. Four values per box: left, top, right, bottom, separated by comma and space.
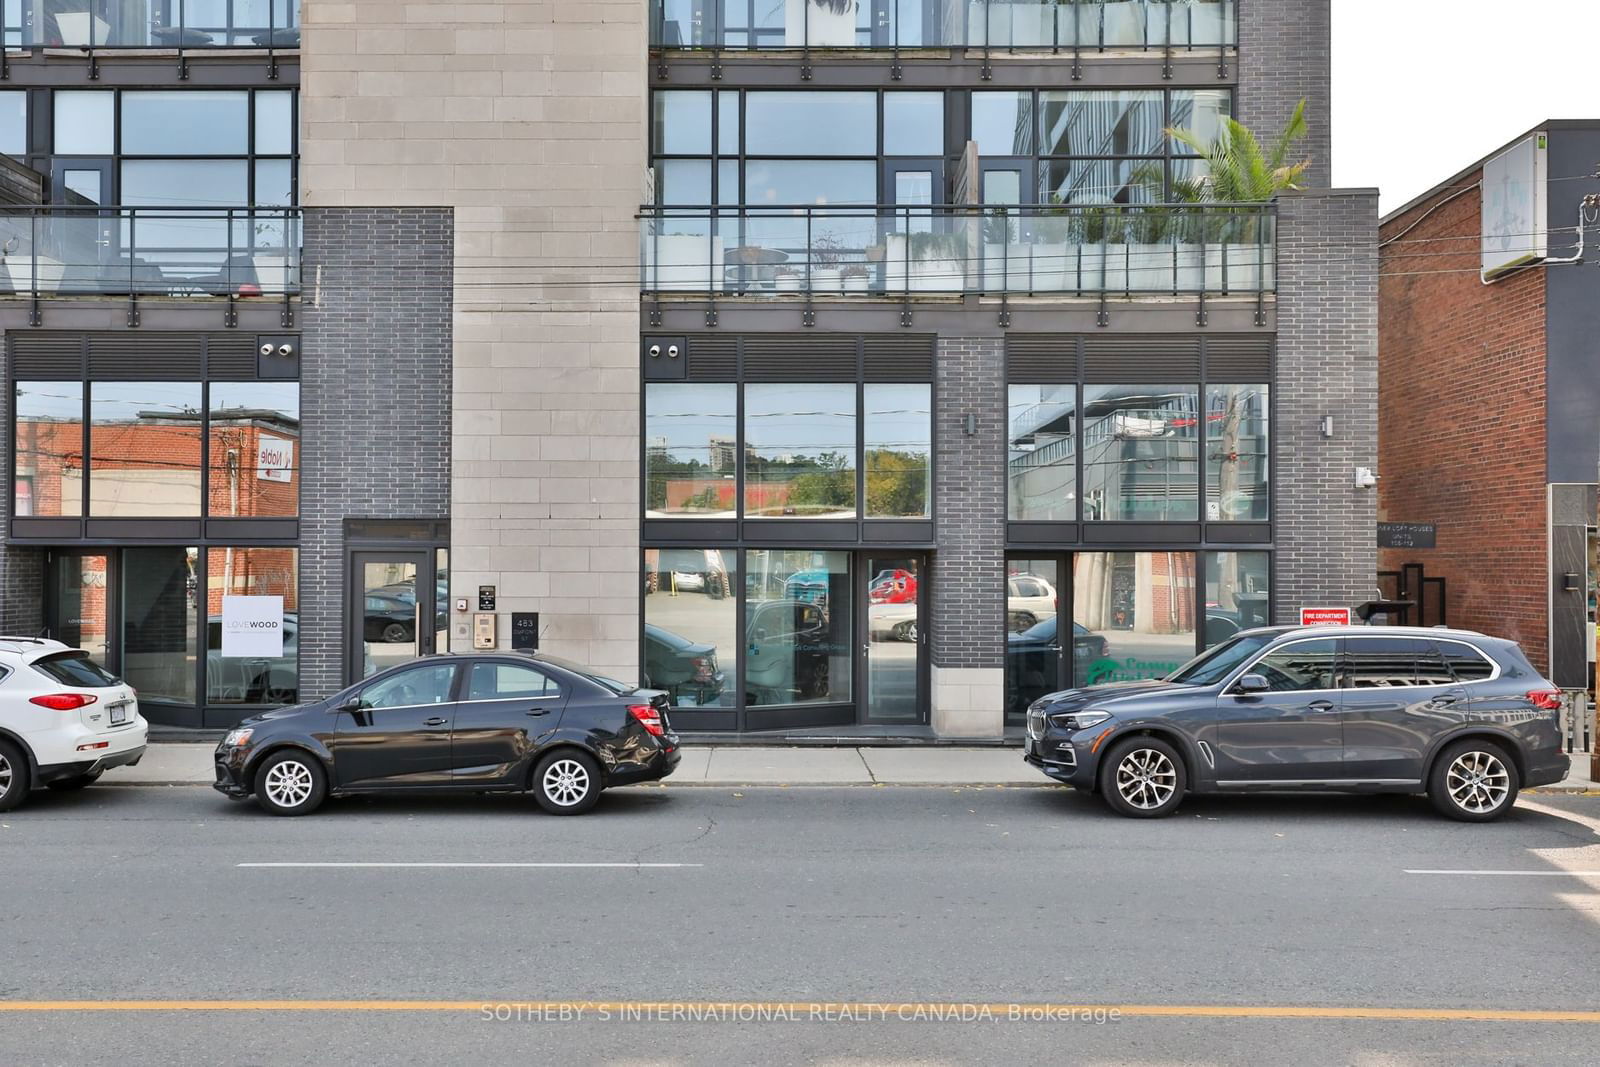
963, 414, 977, 436
1320, 415, 1335, 439
1563, 572, 1581, 593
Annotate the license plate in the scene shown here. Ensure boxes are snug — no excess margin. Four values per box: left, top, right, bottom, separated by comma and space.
109, 703, 128, 725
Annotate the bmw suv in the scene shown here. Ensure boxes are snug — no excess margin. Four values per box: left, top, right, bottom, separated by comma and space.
1022, 626, 1569, 821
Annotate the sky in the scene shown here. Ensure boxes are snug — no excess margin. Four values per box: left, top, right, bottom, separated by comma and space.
1332, 0, 1594, 214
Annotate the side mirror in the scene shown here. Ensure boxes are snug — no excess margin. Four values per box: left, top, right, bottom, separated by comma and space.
1235, 674, 1269, 694
335, 696, 363, 713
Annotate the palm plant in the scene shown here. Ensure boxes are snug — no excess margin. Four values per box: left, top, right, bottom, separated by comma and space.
1164, 98, 1310, 204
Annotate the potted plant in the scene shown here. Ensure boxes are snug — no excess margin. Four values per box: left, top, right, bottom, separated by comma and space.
785, 0, 859, 47
840, 264, 871, 292
1025, 206, 1078, 292
908, 230, 965, 291
981, 209, 1026, 292
644, 227, 723, 291
773, 266, 802, 292
808, 234, 844, 291
1123, 206, 1179, 294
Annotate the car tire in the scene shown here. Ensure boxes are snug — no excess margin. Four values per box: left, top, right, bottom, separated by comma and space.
533, 749, 602, 815
381, 622, 411, 644
253, 749, 328, 816
46, 770, 103, 791
0, 739, 31, 812
1428, 738, 1520, 822
1008, 611, 1036, 633
1099, 736, 1186, 819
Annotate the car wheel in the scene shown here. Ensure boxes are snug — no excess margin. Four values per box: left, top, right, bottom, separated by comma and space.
46, 770, 103, 791
381, 622, 411, 644
253, 750, 328, 816
533, 750, 602, 815
1008, 611, 1036, 633
0, 739, 30, 812
1429, 739, 1519, 822
1100, 736, 1186, 819
893, 620, 917, 643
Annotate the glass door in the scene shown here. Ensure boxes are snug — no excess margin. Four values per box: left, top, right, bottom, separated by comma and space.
350, 551, 438, 682
51, 551, 111, 663
860, 553, 926, 724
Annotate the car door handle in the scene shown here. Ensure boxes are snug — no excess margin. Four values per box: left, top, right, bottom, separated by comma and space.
526, 708, 549, 717
1428, 695, 1459, 707
1305, 700, 1336, 713
423, 717, 449, 727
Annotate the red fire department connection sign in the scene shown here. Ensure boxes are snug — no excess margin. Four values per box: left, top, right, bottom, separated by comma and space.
1300, 607, 1352, 626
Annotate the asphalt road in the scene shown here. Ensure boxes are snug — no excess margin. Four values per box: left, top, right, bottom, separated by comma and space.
4, 783, 1600, 1065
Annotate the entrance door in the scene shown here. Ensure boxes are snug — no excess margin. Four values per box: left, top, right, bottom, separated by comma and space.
49, 159, 117, 293
51, 552, 112, 664
350, 551, 441, 683
860, 554, 926, 723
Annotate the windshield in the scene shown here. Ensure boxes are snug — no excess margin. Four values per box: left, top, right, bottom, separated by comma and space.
534, 654, 632, 695
1165, 634, 1275, 686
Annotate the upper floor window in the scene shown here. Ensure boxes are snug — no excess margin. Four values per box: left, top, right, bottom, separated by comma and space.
3, 1, 301, 48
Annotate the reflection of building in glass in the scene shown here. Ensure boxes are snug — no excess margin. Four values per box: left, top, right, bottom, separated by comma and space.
1075, 551, 1195, 635
1083, 388, 1199, 521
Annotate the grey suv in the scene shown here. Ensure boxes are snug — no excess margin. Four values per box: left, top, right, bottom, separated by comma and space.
1022, 626, 1569, 821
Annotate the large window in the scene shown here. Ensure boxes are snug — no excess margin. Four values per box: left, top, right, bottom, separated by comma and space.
745, 549, 852, 707
643, 549, 736, 708
1204, 384, 1268, 521
15, 380, 300, 521
1082, 384, 1199, 522
744, 383, 857, 519
205, 546, 298, 705
646, 384, 737, 518
0, 90, 25, 156
1072, 551, 1195, 685
89, 382, 203, 517
1202, 551, 1269, 648
864, 384, 931, 519
1008, 384, 1077, 521
122, 545, 199, 705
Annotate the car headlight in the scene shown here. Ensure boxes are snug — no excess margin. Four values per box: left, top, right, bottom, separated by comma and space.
223, 728, 254, 748
1048, 710, 1112, 732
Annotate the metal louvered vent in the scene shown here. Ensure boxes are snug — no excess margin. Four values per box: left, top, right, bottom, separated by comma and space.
205, 335, 261, 380
8, 334, 85, 377
686, 336, 738, 381
863, 335, 934, 382
1203, 336, 1274, 382
1083, 336, 1201, 382
742, 335, 858, 382
1006, 336, 1080, 382
87, 333, 203, 379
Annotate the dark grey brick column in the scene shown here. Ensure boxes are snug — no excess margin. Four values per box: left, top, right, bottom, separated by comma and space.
298, 207, 454, 699
1273, 189, 1379, 620
931, 336, 1006, 735
1238, 0, 1332, 188
0, 346, 44, 633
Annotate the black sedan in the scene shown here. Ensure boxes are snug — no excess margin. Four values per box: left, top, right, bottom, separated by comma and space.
213, 652, 680, 816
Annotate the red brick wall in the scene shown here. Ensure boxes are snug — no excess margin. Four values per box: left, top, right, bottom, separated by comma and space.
1379, 173, 1549, 667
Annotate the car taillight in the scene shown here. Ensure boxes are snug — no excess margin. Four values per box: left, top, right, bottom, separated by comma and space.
31, 693, 97, 711
1526, 689, 1562, 711
628, 703, 665, 736
691, 656, 715, 682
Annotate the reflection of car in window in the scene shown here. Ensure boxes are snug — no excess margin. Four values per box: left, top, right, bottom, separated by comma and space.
868, 569, 917, 605
642, 623, 725, 707
745, 599, 831, 704
1006, 574, 1058, 631
1005, 617, 1111, 716
205, 613, 298, 705
783, 570, 831, 608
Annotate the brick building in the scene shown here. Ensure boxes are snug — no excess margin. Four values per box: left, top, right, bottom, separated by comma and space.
1378, 122, 1600, 688
0, 0, 1377, 733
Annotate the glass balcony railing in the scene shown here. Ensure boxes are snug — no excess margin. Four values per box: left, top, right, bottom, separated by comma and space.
2, 1, 300, 49
640, 203, 1274, 296
652, 0, 1235, 51
0, 206, 300, 298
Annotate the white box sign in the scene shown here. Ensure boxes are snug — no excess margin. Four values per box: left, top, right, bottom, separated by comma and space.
1481, 134, 1548, 282
256, 435, 295, 483
222, 595, 284, 657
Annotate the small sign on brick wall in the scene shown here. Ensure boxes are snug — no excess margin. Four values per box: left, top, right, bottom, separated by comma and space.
1378, 522, 1437, 549
1300, 607, 1352, 627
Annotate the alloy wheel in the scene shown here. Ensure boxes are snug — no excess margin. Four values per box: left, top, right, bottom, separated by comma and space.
263, 760, 315, 809
1114, 748, 1178, 810
0, 753, 11, 798
1445, 750, 1511, 814
543, 759, 591, 807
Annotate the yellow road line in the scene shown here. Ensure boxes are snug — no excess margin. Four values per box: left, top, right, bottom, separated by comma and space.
1, 1001, 1599, 1022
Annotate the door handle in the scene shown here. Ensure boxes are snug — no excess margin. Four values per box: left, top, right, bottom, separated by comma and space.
1428, 695, 1459, 707
423, 716, 449, 727
526, 708, 549, 717
1305, 700, 1335, 713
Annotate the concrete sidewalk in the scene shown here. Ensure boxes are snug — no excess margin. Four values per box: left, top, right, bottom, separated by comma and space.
101, 742, 1599, 791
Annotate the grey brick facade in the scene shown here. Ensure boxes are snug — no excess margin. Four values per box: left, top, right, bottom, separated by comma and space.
1272, 189, 1380, 619
298, 207, 455, 699
1238, 0, 1332, 189
931, 336, 1006, 672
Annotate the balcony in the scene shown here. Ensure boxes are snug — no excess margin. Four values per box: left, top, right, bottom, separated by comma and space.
640, 203, 1274, 296
652, 0, 1235, 51
2, 1, 300, 49
0, 206, 300, 299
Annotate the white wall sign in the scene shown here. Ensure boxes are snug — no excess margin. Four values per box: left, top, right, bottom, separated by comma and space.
1481, 134, 1548, 282
256, 435, 294, 483
222, 595, 284, 657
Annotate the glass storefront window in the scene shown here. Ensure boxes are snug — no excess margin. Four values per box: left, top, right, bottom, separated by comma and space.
744, 549, 852, 706
1082, 384, 1199, 521
1203, 551, 1270, 648
1072, 552, 1196, 686
1008, 384, 1077, 521
122, 546, 199, 705
864, 383, 930, 519
89, 382, 203, 517
646, 383, 737, 518
208, 383, 299, 518
1005, 557, 1060, 722
205, 547, 298, 705
1205, 384, 1269, 521
745, 383, 857, 518
13, 381, 83, 517
643, 549, 736, 708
